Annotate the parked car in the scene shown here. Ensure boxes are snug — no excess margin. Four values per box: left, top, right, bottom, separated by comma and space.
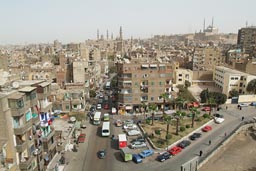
90, 106, 96, 112
130, 141, 147, 149
131, 136, 146, 143
238, 103, 249, 107
189, 133, 202, 140
202, 106, 211, 111
157, 152, 171, 162
213, 113, 225, 124
112, 107, 117, 114
96, 104, 102, 110
103, 103, 109, 110
97, 149, 106, 159
177, 140, 191, 149
115, 119, 122, 127
132, 154, 142, 163
124, 119, 134, 125
139, 149, 154, 158
78, 133, 86, 143
123, 123, 137, 130
127, 130, 141, 136
250, 102, 256, 106
202, 125, 212, 132
169, 146, 182, 155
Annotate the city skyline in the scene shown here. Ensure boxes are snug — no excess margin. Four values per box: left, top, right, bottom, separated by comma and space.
0, 0, 256, 44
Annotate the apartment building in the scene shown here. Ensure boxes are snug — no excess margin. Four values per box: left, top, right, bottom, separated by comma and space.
174, 69, 193, 85
213, 66, 256, 97
0, 80, 56, 171
237, 26, 256, 54
192, 46, 224, 71
116, 59, 173, 112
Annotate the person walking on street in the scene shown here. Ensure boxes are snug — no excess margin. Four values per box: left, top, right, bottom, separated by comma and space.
242, 116, 244, 121
226, 106, 228, 110
209, 140, 211, 145
199, 150, 203, 157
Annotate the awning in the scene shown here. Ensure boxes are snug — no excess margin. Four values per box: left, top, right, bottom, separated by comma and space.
125, 106, 132, 110
150, 64, 157, 67
123, 80, 132, 83
159, 64, 166, 67
141, 64, 149, 67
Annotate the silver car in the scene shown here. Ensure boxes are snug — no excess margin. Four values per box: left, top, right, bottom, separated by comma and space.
130, 141, 147, 149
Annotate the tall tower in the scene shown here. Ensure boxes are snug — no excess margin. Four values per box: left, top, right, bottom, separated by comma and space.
97, 29, 99, 40
211, 17, 214, 31
111, 33, 113, 40
106, 30, 109, 40
119, 26, 123, 41
203, 18, 206, 32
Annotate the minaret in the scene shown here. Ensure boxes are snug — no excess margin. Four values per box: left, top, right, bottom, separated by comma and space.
97, 29, 99, 40
111, 33, 113, 40
211, 17, 214, 31
120, 26, 123, 41
203, 18, 205, 32
106, 30, 109, 40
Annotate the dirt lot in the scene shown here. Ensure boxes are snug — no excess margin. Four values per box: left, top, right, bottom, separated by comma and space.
188, 85, 221, 101
199, 127, 256, 171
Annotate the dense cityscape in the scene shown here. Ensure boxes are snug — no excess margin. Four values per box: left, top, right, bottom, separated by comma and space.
0, 1, 256, 171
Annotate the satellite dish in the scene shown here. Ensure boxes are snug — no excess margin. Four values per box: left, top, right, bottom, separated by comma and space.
12, 81, 20, 89
70, 116, 76, 122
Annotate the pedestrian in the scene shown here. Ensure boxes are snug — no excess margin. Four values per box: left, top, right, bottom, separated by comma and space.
209, 140, 211, 145
224, 132, 227, 137
226, 106, 228, 110
240, 106, 242, 110
199, 150, 203, 157
242, 116, 244, 121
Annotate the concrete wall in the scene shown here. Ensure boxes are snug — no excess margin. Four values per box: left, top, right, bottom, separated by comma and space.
192, 71, 213, 80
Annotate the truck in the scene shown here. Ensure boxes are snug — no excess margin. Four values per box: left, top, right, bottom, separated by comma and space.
118, 134, 127, 149
93, 112, 101, 125
120, 147, 133, 162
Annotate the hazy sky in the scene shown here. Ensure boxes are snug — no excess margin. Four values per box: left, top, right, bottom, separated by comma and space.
0, 0, 255, 44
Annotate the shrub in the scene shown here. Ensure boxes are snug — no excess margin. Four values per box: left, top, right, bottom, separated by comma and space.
146, 119, 151, 125
203, 114, 209, 118
166, 134, 172, 140
157, 139, 165, 145
155, 129, 161, 135
180, 126, 186, 132
185, 124, 190, 128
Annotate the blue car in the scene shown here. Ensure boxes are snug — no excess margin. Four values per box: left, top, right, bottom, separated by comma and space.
139, 149, 154, 158
132, 154, 142, 163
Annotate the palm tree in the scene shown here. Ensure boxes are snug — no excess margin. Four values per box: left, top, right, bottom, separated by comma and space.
208, 97, 216, 116
141, 102, 148, 120
175, 97, 185, 110
163, 114, 172, 139
161, 93, 169, 116
173, 111, 185, 135
190, 107, 200, 128
247, 79, 256, 94
148, 103, 157, 126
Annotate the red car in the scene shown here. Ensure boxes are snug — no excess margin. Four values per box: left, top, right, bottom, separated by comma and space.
202, 107, 211, 111
104, 104, 109, 110
78, 133, 86, 143
202, 125, 212, 132
169, 146, 182, 155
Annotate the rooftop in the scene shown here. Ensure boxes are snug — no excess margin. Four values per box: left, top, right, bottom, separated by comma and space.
19, 86, 37, 92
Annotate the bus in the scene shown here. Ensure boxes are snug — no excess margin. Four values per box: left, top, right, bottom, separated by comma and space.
93, 112, 101, 125
105, 81, 111, 90
101, 121, 110, 137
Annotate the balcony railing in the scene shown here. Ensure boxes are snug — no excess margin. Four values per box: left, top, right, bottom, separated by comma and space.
42, 129, 55, 142
11, 107, 25, 117
16, 141, 27, 152
13, 120, 32, 135
19, 156, 34, 170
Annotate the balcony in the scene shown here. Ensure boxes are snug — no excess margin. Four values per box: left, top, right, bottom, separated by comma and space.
43, 140, 57, 153
42, 129, 55, 142
30, 98, 38, 106
16, 141, 27, 152
19, 156, 34, 170
32, 114, 40, 124
11, 107, 25, 117
37, 91, 51, 100
13, 120, 32, 135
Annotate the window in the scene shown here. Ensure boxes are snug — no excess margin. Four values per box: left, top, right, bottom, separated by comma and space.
178, 74, 182, 77
178, 79, 182, 81
17, 100, 24, 108
235, 77, 238, 80
231, 77, 234, 80
65, 105, 70, 110
151, 82, 154, 86
151, 97, 154, 101
159, 82, 162, 86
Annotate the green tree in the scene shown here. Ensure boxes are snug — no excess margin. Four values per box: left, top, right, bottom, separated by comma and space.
184, 80, 191, 88
89, 90, 96, 98
229, 89, 239, 98
141, 102, 148, 120
173, 111, 186, 135
175, 97, 185, 110
211, 92, 227, 106
190, 107, 200, 128
208, 97, 216, 116
246, 79, 256, 94
161, 93, 169, 116
149, 103, 157, 126
200, 89, 209, 103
